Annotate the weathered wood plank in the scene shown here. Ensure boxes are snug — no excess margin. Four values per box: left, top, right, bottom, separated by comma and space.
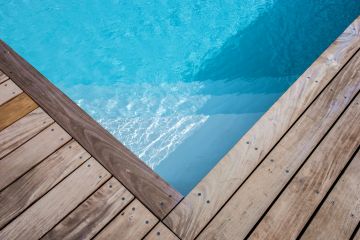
0, 79, 22, 105
0, 158, 110, 240
0, 122, 71, 191
249, 95, 360, 240
198, 48, 360, 239
0, 40, 182, 219
164, 16, 360, 239
95, 199, 158, 240
144, 222, 179, 240
301, 151, 360, 240
43, 177, 134, 240
0, 140, 90, 229
0, 92, 38, 131
0, 70, 8, 84
0, 108, 53, 158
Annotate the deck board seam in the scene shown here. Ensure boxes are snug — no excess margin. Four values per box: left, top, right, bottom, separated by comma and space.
0, 135, 74, 192
89, 198, 138, 240
0, 153, 92, 232
0, 107, 52, 160
244, 90, 360, 239
350, 222, 360, 240
297, 147, 360, 239
39, 175, 124, 240
0, 79, 23, 106
189, 48, 360, 240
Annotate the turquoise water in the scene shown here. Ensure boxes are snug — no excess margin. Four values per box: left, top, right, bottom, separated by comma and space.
0, 1, 359, 194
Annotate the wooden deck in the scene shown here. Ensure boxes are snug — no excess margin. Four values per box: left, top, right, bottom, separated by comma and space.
0, 16, 359, 240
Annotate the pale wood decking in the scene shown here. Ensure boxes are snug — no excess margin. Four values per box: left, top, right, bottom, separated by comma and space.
0, 17, 359, 240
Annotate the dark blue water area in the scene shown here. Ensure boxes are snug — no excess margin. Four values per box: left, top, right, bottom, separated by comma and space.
0, 0, 359, 194
155, 0, 360, 194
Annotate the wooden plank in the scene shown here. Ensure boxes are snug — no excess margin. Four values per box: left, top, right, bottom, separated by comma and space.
0, 92, 38, 131
0, 158, 110, 240
301, 151, 360, 240
0, 122, 72, 190
0, 140, 90, 229
0, 79, 22, 105
164, 16, 360, 239
197, 48, 360, 239
43, 177, 134, 240
0, 70, 8, 84
0, 41, 182, 219
144, 222, 179, 240
95, 199, 158, 240
249, 95, 360, 240
0, 108, 53, 158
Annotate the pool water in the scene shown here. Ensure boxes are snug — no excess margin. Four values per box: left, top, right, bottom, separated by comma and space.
1, 1, 359, 194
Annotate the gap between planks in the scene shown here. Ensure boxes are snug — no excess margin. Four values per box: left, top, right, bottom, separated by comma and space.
248, 93, 360, 239
0, 158, 111, 240
300, 150, 360, 240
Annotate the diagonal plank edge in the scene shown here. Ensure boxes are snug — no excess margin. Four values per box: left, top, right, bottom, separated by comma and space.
43, 177, 134, 240
300, 151, 360, 240
249, 94, 360, 239
197, 48, 360, 240
0, 41, 182, 219
164, 16, 360, 239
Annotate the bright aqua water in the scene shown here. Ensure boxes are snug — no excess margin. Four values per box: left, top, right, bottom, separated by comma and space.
1, 1, 359, 194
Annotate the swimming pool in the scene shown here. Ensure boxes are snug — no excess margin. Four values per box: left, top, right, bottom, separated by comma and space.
1, 1, 359, 194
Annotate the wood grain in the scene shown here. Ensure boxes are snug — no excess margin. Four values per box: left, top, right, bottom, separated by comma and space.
0, 108, 53, 158
95, 199, 158, 240
0, 70, 8, 84
0, 40, 182, 219
0, 140, 90, 229
301, 151, 360, 240
249, 94, 360, 240
0, 79, 22, 105
0, 158, 110, 240
0, 122, 72, 191
0, 92, 38, 131
164, 16, 360, 239
144, 222, 180, 240
43, 177, 134, 240
198, 47, 360, 240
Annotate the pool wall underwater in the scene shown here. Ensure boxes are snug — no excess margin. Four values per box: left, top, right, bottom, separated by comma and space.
1, 0, 359, 194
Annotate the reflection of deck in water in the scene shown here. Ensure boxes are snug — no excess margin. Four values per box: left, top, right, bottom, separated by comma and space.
0, 17, 360, 240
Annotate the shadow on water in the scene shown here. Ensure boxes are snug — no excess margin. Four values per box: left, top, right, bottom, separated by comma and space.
186, 0, 360, 94
157, 0, 360, 195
